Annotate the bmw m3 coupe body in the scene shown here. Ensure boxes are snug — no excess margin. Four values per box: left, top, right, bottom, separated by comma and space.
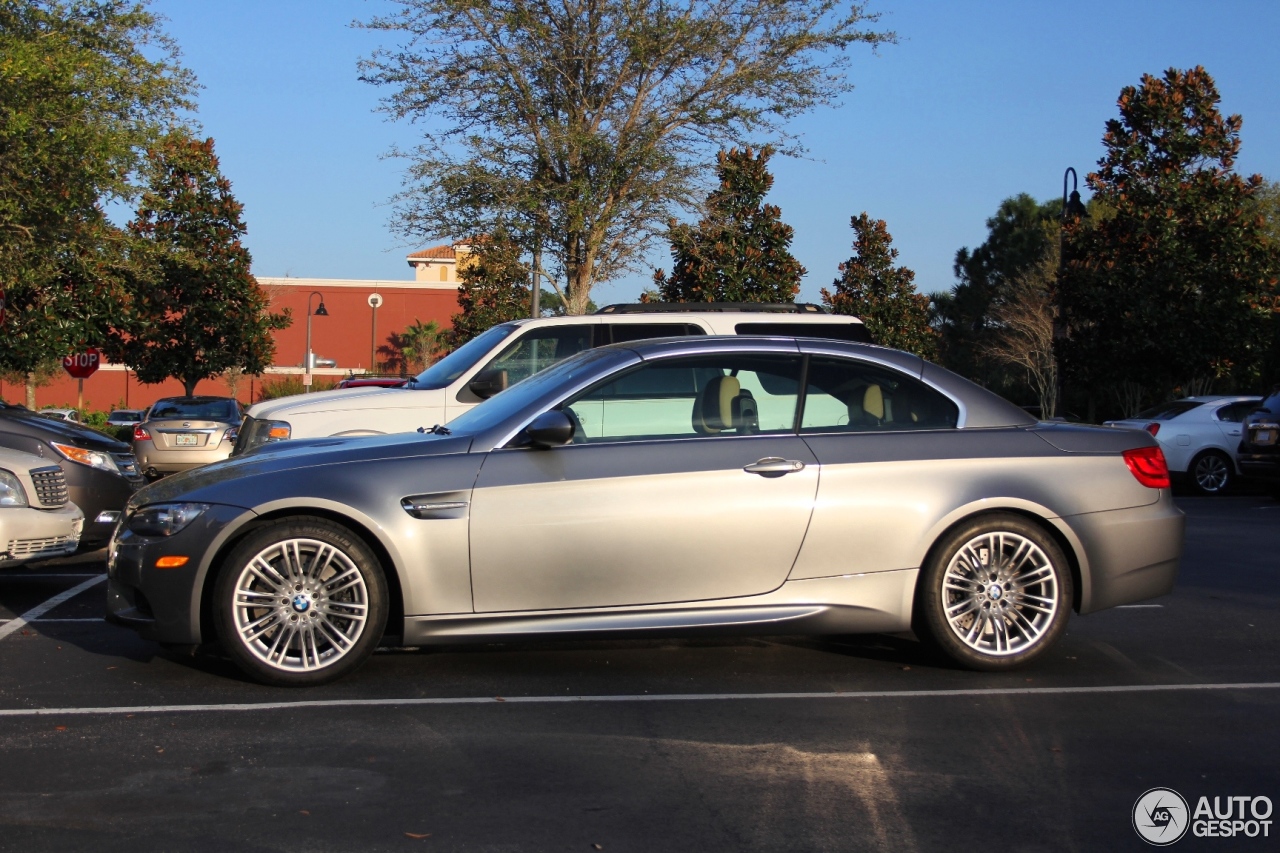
106, 337, 1184, 685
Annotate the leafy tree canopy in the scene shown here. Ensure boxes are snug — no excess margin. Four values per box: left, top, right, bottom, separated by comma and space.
0, 0, 194, 374
449, 232, 531, 347
655, 146, 805, 303
104, 131, 290, 395
823, 213, 937, 358
359, 0, 894, 315
1061, 66, 1280, 394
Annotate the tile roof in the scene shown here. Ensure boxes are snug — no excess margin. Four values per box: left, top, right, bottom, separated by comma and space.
406, 244, 456, 261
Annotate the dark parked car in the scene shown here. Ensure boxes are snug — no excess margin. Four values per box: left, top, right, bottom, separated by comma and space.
0, 402, 144, 547
1237, 386, 1280, 497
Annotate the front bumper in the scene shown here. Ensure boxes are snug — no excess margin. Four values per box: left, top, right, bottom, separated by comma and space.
66, 466, 143, 548
1066, 489, 1185, 614
106, 503, 255, 643
0, 503, 85, 567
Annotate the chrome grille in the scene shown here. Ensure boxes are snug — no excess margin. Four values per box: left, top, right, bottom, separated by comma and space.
6, 535, 75, 557
29, 466, 68, 507
112, 453, 143, 481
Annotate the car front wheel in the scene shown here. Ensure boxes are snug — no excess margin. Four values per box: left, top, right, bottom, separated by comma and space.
1189, 450, 1233, 495
215, 517, 388, 686
915, 514, 1072, 671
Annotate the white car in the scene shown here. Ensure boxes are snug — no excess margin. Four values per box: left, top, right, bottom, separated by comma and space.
38, 408, 81, 424
1104, 395, 1262, 495
0, 446, 84, 567
235, 304, 870, 454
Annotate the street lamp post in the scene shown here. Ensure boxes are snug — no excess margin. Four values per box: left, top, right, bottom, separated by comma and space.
304, 291, 328, 392
1055, 167, 1088, 418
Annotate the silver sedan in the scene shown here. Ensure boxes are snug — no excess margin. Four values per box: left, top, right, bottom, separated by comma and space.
106, 337, 1184, 685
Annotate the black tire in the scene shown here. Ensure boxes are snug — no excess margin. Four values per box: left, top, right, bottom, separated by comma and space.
914, 513, 1073, 671
215, 517, 388, 686
1189, 450, 1233, 496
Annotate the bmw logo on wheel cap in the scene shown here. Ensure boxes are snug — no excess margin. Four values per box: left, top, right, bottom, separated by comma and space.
1133, 787, 1190, 845
291, 594, 311, 613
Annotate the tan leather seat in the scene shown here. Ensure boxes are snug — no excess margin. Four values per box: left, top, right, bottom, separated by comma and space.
692, 375, 758, 435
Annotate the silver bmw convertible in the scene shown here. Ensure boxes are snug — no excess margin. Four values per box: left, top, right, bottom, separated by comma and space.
106, 337, 1184, 685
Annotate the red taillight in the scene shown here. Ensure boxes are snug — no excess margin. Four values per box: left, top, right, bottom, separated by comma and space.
1124, 446, 1170, 489
133, 425, 151, 441
1144, 423, 1160, 436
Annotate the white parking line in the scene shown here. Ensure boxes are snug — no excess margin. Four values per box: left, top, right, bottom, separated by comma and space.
0, 573, 105, 579
0, 575, 107, 641
0, 681, 1277, 718
0, 618, 103, 623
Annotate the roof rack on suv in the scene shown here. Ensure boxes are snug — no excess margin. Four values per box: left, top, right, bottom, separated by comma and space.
596, 302, 829, 315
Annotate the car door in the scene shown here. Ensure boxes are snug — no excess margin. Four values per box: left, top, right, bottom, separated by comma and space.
787, 354, 1045, 579
1213, 400, 1258, 450
467, 352, 818, 612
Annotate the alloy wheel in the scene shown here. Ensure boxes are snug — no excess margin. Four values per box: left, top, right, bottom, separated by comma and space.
941, 531, 1059, 657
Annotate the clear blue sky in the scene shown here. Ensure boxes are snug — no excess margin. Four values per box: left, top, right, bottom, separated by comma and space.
150, 0, 1280, 305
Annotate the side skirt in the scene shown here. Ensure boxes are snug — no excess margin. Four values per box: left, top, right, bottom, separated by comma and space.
402, 569, 918, 646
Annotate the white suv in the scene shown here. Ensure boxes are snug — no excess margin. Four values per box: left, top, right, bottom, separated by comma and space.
235, 304, 869, 454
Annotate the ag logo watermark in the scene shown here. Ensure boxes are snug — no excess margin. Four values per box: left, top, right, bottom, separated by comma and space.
1133, 788, 1190, 845
1133, 788, 1274, 844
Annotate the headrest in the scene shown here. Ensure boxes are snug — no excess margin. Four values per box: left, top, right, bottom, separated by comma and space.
694, 375, 741, 433
863, 384, 884, 421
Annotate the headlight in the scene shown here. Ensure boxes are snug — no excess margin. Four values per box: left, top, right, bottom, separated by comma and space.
126, 503, 210, 537
50, 442, 120, 473
0, 470, 28, 508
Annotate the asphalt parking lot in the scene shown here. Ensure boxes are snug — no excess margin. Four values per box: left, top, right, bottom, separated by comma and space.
1, 495, 1277, 852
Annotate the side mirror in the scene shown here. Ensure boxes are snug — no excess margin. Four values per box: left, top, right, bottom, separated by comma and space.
468, 368, 508, 400
525, 409, 575, 448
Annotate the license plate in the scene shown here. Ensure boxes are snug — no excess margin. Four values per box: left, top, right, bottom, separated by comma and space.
1255, 430, 1275, 445
174, 434, 199, 446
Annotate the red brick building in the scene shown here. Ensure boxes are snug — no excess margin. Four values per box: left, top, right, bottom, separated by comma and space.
0, 245, 472, 412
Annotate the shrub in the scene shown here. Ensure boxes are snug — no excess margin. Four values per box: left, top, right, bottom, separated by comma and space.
256, 376, 337, 401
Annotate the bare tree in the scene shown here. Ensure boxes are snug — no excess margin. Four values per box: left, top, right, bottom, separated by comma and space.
359, 1, 894, 314
981, 243, 1058, 418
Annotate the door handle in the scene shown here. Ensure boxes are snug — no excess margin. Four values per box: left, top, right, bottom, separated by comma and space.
743, 457, 806, 476
1228, 429, 1241, 436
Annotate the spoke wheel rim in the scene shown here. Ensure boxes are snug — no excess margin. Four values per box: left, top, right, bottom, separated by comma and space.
942, 531, 1059, 657
232, 537, 369, 673
1194, 455, 1228, 492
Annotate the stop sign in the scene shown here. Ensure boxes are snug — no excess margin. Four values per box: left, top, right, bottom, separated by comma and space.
63, 348, 101, 380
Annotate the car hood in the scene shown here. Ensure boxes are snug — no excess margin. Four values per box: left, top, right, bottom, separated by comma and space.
0, 444, 53, 472
129, 431, 474, 509
246, 386, 436, 419
0, 406, 130, 451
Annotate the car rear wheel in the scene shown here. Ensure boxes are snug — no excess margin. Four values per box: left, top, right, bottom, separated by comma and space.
915, 514, 1072, 671
1189, 450, 1233, 495
215, 517, 388, 686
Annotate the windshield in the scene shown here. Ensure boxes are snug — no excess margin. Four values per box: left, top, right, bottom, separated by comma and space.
149, 399, 240, 421
410, 323, 521, 390
446, 348, 633, 436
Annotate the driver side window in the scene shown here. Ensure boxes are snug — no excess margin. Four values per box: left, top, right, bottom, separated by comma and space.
563, 354, 803, 443
483, 325, 593, 386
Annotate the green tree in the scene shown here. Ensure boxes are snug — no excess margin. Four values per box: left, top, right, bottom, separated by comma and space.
449, 232, 531, 347
935, 194, 1059, 383
655, 146, 805, 303
359, 1, 893, 315
105, 131, 290, 395
1060, 66, 1280, 403
0, 0, 194, 375
381, 319, 447, 374
823, 213, 937, 358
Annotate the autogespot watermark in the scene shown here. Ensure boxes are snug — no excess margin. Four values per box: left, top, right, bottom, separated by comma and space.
1132, 788, 1273, 845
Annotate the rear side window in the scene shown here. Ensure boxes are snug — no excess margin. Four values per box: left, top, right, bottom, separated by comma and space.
1135, 401, 1204, 420
735, 322, 872, 343
799, 357, 958, 433
1216, 401, 1262, 423
482, 325, 594, 385
606, 323, 705, 344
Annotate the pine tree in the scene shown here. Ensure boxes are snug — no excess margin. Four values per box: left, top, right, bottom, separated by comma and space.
823, 213, 938, 358
449, 231, 531, 347
655, 146, 805, 303
106, 131, 290, 395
